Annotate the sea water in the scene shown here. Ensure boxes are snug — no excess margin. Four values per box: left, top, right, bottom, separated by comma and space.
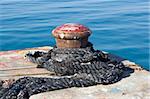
0, 0, 149, 70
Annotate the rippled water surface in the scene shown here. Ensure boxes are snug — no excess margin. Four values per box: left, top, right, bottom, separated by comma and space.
0, 0, 149, 70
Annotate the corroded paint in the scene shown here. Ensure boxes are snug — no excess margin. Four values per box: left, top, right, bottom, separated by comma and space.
52, 23, 91, 34
52, 23, 92, 48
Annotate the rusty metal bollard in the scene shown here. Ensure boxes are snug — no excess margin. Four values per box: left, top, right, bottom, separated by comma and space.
52, 23, 92, 48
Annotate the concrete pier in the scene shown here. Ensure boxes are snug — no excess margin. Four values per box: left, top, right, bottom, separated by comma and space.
0, 46, 150, 99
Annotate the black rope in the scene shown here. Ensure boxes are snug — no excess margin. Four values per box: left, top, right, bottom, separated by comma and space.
0, 43, 125, 99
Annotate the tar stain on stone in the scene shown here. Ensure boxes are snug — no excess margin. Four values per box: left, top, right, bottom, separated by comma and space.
0, 43, 126, 99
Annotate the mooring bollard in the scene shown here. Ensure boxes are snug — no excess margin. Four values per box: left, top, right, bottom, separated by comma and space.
0, 23, 129, 99
52, 23, 92, 48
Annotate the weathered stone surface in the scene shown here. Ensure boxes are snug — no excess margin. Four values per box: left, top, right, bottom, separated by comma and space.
29, 69, 150, 99
0, 46, 149, 99
0, 46, 53, 80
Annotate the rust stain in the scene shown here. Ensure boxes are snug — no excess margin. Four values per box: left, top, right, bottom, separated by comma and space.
0, 62, 8, 68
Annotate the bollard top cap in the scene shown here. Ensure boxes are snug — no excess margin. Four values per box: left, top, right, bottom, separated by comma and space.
52, 23, 92, 39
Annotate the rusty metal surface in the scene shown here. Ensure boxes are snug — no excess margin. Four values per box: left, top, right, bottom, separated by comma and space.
52, 23, 91, 39
52, 23, 91, 48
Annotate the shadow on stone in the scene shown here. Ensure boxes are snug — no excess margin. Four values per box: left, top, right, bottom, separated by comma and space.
107, 53, 134, 81
122, 67, 134, 78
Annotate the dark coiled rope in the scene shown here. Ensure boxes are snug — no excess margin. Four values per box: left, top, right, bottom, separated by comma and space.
0, 43, 125, 99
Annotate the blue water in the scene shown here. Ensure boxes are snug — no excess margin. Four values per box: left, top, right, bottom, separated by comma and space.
0, 0, 149, 70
